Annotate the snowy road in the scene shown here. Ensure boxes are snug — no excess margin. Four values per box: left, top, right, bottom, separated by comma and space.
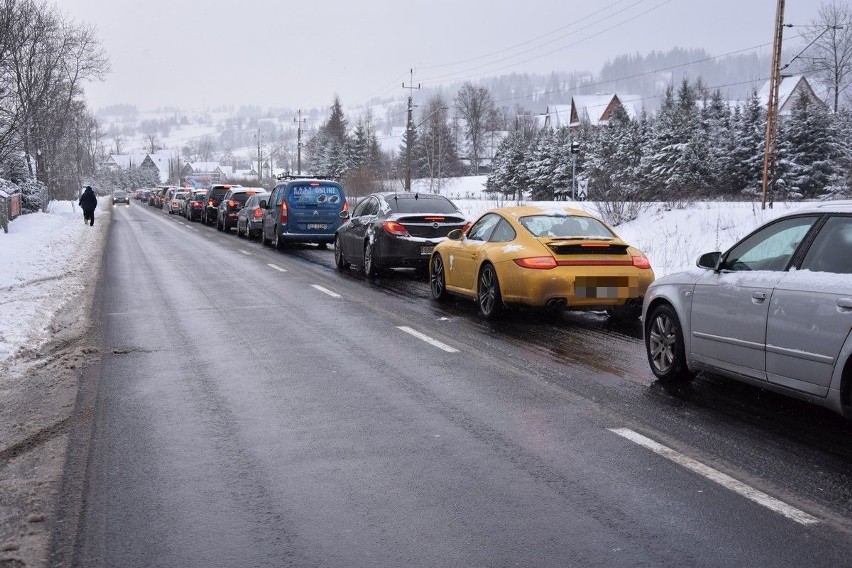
60, 202, 852, 567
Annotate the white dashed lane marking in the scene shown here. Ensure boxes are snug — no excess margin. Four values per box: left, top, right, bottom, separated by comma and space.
311, 285, 341, 298
397, 326, 459, 353
608, 428, 819, 526
267, 263, 287, 272
239, 249, 252, 256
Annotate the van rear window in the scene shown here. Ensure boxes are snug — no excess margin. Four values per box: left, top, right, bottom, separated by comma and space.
289, 185, 342, 206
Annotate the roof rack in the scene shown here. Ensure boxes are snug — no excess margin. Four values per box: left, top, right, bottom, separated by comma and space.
276, 173, 340, 182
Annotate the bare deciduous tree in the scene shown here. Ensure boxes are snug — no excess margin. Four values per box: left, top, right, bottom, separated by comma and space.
454, 82, 495, 175
802, 0, 852, 112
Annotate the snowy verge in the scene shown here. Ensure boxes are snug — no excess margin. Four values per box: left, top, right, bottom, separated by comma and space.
0, 200, 110, 363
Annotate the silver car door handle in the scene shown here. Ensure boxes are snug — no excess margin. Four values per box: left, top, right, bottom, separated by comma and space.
752, 291, 767, 302
837, 298, 852, 312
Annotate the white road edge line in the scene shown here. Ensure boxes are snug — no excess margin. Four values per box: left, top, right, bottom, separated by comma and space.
311, 285, 341, 298
239, 249, 252, 255
267, 263, 287, 272
608, 428, 819, 526
397, 326, 459, 353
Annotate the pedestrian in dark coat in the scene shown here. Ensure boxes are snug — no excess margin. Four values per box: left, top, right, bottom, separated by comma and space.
79, 186, 97, 226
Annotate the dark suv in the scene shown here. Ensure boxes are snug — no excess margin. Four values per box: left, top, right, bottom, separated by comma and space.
216, 187, 265, 232
202, 184, 239, 225
261, 176, 347, 250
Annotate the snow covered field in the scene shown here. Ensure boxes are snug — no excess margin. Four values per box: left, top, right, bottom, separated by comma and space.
0, 178, 810, 366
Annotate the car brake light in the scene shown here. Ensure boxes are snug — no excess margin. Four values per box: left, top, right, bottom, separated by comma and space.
228, 200, 236, 208
514, 256, 557, 269
280, 201, 288, 224
461, 221, 473, 233
424, 216, 445, 222
253, 208, 263, 219
383, 221, 410, 237
632, 255, 652, 269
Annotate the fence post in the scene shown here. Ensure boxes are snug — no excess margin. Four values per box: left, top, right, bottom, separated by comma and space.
0, 191, 8, 234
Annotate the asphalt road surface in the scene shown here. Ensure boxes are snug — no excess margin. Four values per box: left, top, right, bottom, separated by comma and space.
61, 201, 852, 567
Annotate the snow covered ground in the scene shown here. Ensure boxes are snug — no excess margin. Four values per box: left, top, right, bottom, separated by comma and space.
0, 178, 810, 366
0, 200, 109, 364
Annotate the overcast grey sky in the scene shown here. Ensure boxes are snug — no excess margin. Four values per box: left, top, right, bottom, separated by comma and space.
58, 0, 823, 112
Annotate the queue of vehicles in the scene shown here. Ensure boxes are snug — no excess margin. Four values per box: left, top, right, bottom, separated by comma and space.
126, 176, 852, 420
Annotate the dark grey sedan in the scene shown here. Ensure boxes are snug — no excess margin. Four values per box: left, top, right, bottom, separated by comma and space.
642, 203, 852, 418
334, 192, 468, 278
236, 192, 270, 239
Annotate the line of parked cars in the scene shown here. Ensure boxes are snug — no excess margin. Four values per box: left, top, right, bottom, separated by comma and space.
138, 175, 852, 419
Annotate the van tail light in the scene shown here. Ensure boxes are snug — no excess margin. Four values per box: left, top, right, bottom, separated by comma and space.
280, 201, 288, 224
383, 221, 410, 237
514, 256, 557, 269
253, 207, 264, 219
632, 255, 652, 269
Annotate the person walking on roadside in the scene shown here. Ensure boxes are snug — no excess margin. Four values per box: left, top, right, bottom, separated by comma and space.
79, 186, 97, 226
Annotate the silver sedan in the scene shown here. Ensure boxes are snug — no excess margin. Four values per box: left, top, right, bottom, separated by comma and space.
642, 203, 852, 418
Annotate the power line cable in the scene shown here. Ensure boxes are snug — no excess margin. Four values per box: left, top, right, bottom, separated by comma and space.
420, 0, 674, 85
417, 0, 635, 70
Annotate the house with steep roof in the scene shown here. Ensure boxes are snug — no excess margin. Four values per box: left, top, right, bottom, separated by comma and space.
140, 150, 177, 183
180, 161, 230, 187
759, 75, 826, 116
104, 151, 148, 171
543, 94, 642, 129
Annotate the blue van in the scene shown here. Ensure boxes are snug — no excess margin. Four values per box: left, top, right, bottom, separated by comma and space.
260, 177, 348, 250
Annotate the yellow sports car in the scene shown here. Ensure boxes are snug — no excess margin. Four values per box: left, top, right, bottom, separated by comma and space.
429, 205, 654, 319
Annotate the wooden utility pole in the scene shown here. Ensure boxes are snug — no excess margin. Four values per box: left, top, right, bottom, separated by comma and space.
403, 69, 420, 190
256, 129, 263, 183
761, 0, 786, 210
293, 109, 306, 175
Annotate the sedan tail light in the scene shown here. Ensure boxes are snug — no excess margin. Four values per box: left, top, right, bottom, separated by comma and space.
383, 221, 410, 237
253, 208, 263, 219
514, 256, 557, 269
228, 200, 236, 208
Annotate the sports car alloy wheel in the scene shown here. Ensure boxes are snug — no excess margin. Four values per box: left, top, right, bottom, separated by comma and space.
477, 264, 503, 319
430, 254, 448, 300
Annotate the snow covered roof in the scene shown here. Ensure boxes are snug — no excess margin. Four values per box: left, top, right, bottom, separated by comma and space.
571, 94, 641, 126
188, 161, 222, 173
758, 75, 825, 115
544, 95, 641, 129
542, 105, 572, 128
106, 152, 148, 169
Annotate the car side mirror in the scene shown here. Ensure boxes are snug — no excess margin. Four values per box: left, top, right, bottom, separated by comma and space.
447, 229, 464, 241
339, 210, 350, 219
697, 251, 721, 270
259, 200, 267, 209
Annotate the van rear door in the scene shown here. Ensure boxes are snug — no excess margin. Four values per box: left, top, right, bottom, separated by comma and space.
285, 182, 345, 234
